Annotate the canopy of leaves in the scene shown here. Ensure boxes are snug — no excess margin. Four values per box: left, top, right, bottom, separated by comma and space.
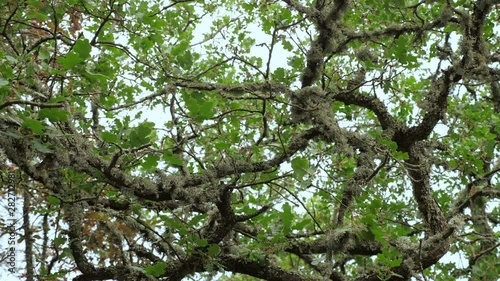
0, 0, 500, 281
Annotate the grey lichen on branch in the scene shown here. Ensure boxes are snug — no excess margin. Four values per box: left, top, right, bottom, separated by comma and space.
291, 86, 329, 125
299, 1, 351, 88
290, 86, 354, 159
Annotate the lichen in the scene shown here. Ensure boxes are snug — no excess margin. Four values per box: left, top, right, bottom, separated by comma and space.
355, 46, 377, 63
448, 214, 465, 230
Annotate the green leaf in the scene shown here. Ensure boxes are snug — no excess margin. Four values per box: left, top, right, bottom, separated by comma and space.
187, 214, 207, 227
179, 50, 193, 70
291, 156, 309, 180
196, 239, 208, 247
129, 122, 155, 147
142, 154, 160, 170
171, 40, 190, 56
389, 257, 403, 267
57, 52, 82, 69
144, 262, 167, 277
132, 203, 142, 216
163, 151, 184, 165
47, 196, 61, 205
359, 229, 376, 241
279, 8, 292, 22
82, 70, 110, 86
22, 119, 45, 134
73, 38, 92, 60
39, 49, 51, 61
39, 108, 70, 122
214, 142, 230, 149
282, 40, 294, 52
102, 131, 118, 142
293, 218, 312, 230
380, 139, 397, 150
250, 252, 269, 265
207, 244, 220, 256
54, 236, 67, 247
272, 67, 287, 83
241, 3, 254, 12
393, 151, 409, 160
57, 38, 91, 70
184, 93, 216, 122
280, 202, 293, 235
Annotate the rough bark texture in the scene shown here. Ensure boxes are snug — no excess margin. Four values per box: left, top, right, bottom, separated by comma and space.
1, 0, 499, 281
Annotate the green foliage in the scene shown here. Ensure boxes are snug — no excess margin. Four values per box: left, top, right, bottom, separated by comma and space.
144, 262, 167, 277
280, 202, 294, 235
22, 119, 45, 135
39, 108, 70, 122
128, 121, 156, 147
47, 196, 61, 206
291, 156, 310, 180
1, 1, 499, 281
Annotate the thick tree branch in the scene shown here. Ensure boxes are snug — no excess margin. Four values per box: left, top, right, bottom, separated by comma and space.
218, 254, 325, 281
